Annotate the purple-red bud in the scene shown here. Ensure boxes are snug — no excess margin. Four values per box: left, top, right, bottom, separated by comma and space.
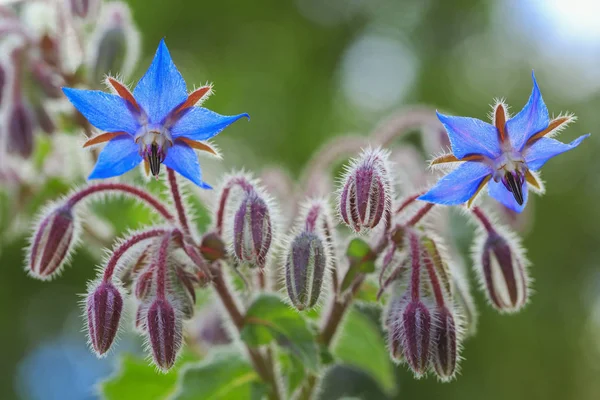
233, 191, 273, 267
86, 281, 123, 356
402, 300, 432, 377
480, 233, 528, 312
70, 0, 99, 18
134, 268, 154, 300
385, 293, 409, 362
28, 204, 77, 280
147, 298, 182, 371
339, 148, 392, 233
7, 101, 34, 158
200, 231, 226, 262
285, 231, 327, 311
431, 306, 458, 381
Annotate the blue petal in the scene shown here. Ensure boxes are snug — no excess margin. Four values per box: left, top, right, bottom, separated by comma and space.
171, 108, 250, 141
62, 88, 139, 135
436, 112, 501, 159
505, 71, 550, 151
163, 142, 212, 189
133, 39, 188, 124
418, 162, 492, 205
524, 134, 589, 171
488, 179, 528, 213
88, 136, 142, 180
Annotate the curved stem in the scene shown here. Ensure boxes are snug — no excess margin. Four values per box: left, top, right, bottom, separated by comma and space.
215, 176, 254, 235
406, 203, 434, 227
167, 168, 190, 235
371, 106, 441, 148
67, 183, 174, 222
471, 206, 496, 234
408, 230, 422, 302
396, 192, 425, 214
102, 228, 170, 282
155, 232, 172, 299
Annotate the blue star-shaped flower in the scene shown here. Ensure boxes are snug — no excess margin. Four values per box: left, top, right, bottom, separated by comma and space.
62, 39, 248, 188
419, 72, 590, 212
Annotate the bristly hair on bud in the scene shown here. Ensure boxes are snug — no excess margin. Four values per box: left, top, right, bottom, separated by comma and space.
431, 306, 459, 381
337, 147, 393, 233
84, 280, 124, 357
470, 208, 531, 313
146, 297, 183, 372
26, 201, 80, 280
384, 289, 410, 363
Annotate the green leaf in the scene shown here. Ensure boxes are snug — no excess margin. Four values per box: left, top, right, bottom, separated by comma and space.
340, 238, 377, 292
317, 364, 390, 400
100, 354, 191, 400
172, 348, 264, 400
278, 351, 306, 398
332, 306, 396, 396
241, 294, 319, 372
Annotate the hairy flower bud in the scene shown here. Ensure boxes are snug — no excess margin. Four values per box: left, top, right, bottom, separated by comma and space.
7, 101, 34, 158
28, 204, 78, 280
147, 298, 182, 371
385, 293, 409, 362
200, 231, 226, 262
402, 300, 431, 377
70, 0, 99, 18
233, 191, 273, 267
339, 148, 392, 233
134, 267, 154, 300
86, 281, 123, 356
285, 231, 327, 310
431, 306, 458, 381
479, 232, 528, 312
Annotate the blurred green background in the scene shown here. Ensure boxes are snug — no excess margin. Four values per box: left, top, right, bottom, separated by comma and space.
2, 0, 600, 399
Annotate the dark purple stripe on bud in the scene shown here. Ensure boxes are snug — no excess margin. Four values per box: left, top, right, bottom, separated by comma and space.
285, 231, 327, 310
481, 233, 528, 312
29, 205, 76, 280
70, 0, 97, 18
385, 293, 409, 362
402, 301, 432, 377
134, 268, 154, 300
431, 307, 458, 381
233, 191, 272, 267
86, 282, 123, 356
8, 102, 34, 158
147, 298, 181, 371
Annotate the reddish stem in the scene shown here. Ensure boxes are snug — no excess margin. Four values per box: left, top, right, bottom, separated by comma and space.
167, 168, 190, 235
67, 183, 174, 222
406, 203, 434, 227
102, 228, 169, 282
471, 206, 496, 234
215, 176, 254, 235
423, 252, 446, 307
304, 203, 322, 232
155, 232, 172, 299
396, 192, 424, 214
408, 230, 422, 302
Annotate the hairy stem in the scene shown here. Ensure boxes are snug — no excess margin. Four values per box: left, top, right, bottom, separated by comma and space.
471, 206, 496, 234
167, 168, 190, 235
406, 203, 434, 227
67, 183, 174, 222
408, 230, 422, 302
102, 228, 170, 282
155, 232, 172, 299
215, 176, 254, 235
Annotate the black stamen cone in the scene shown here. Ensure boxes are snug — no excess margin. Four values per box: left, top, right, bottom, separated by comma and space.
505, 172, 524, 205
148, 144, 161, 177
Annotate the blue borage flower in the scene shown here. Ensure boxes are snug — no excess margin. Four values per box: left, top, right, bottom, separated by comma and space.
419, 72, 590, 212
62, 39, 249, 188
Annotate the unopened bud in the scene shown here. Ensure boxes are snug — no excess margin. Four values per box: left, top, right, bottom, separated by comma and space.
7, 101, 34, 158
431, 307, 458, 381
134, 267, 154, 300
34, 105, 55, 134
170, 265, 199, 320
85, 281, 123, 356
402, 300, 431, 377
134, 303, 147, 332
480, 232, 528, 312
70, 0, 99, 18
339, 148, 392, 233
200, 231, 226, 262
385, 292, 409, 362
28, 204, 78, 280
233, 191, 273, 268
285, 231, 327, 311
30, 62, 63, 98
147, 298, 182, 371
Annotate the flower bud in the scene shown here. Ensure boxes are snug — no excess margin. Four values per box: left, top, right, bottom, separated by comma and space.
147, 298, 182, 371
285, 231, 327, 311
30, 62, 63, 98
339, 148, 392, 233
200, 231, 226, 262
85, 281, 123, 356
7, 101, 34, 158
479, 232, 528, 312
170, 265, 199, 320
134, 267, 154, 300
134, 303, 148, 332
385, 293, 409, 362
28, 204, 78, 280
431, 306, 458, 381
233, 191, 273, 268
70, 0, 99, 19
402, 300, 431, 377
34, 105, 55, 134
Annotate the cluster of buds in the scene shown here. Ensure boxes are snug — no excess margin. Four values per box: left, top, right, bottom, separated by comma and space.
0, 0, 139, 161
283, 199, 334, 310
339, 147, 393, 233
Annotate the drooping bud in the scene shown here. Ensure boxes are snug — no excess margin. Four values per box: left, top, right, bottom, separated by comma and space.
33, 105, 55, 134
431, 306, 458, 381
200, 231, 226, 262
339, 147, 392, 233
85, 281, 123, 356
28, 203, 78, 280
169, 265, 199, 320
285, 231, 327, 311
134, 267, 155, 300
147, 298, 182, 371
385, 292, 409, 362
233, 190, 273, 268
402, 300, 432, 377
7, 101, 34, 158
30, 61, 63, 98
479, 232, 528, 312
70, 0, 99, 19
